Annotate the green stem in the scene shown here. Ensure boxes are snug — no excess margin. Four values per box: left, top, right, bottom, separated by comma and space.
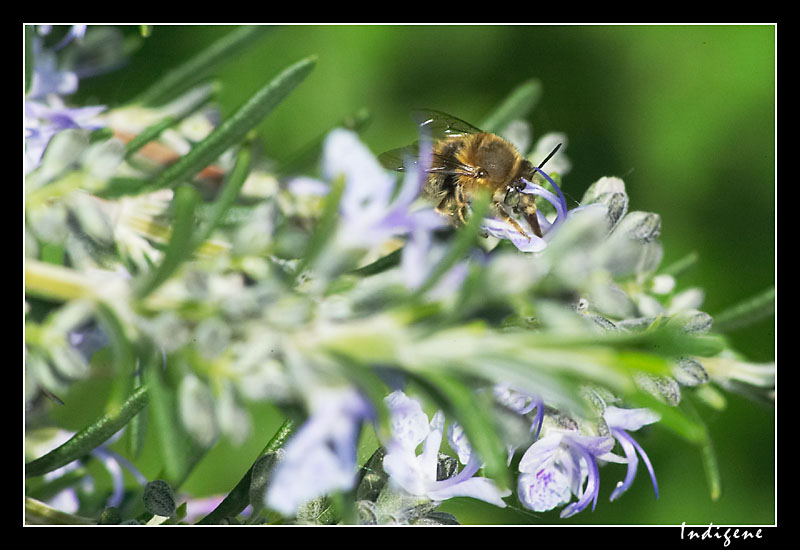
25, 497, 96, 525
149, 56, 316, 191
712, 286, 775, 333
26, 171, 88, 209
25, 386, 150, 478
134, 184, 200, 299
296, 175, 344, 281
24, 259, 93, 302
661, 251, 699, 278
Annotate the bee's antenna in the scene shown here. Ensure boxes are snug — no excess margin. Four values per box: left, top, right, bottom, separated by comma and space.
537, 142, 562, 170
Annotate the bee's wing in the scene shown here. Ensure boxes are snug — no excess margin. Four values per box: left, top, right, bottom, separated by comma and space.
379, 109, 482, 174
411, 109, 483, 139
378, 144, 419, 172
379, 146, 476, 178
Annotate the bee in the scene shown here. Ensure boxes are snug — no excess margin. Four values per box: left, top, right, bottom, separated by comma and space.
379, 110, 561, 241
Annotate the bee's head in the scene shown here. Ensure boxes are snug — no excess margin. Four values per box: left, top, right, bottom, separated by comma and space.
514, 159, 536, 190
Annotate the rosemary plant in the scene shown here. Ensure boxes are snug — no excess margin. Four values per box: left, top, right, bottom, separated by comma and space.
24, 25, 774, 526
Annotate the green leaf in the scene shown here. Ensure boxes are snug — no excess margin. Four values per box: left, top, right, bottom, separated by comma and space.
25, 497, 96, 525
126, 372, 149, 459
142, 353, 197, 486
197, 419, 295, 524
350, 247, 402, 277
191, 144, 252, 250
134, 26, 273, 107
94, 302, 137, 414
480, 79, 543, 134
148, 56, 316, 192
124, 116, 178, 159
296, 174, 344, 279
627, 389, 706, 444
681, 395, 722, 500
25, 385, 149, 478
134, 184, 200, 299
143, 480, 176, 517
124, 86, 215, 160
97, 176, 153, 198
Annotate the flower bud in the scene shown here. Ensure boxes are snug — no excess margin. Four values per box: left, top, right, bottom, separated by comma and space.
581, 177, 629, 228
37, 129, 90, 184
634, 373, 681, 406
672, 357, 709, 387
672, 309, 714, 334
98, 506, 122, 525
581, 176, 627, 203
617, 211, 661, 243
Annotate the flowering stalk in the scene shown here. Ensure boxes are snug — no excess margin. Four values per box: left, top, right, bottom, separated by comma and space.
24, 26, 774, 526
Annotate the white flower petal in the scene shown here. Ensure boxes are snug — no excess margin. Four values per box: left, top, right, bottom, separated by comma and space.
428, 476, 510, 508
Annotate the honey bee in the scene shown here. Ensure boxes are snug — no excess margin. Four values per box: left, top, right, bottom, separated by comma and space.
379, 110, 561, 241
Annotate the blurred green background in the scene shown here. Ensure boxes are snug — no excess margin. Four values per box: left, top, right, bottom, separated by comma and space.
67, 24, 774, 525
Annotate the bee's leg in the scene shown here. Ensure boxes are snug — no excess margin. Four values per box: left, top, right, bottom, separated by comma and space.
454, 184, 470, 225
518, 194, 543, 238
435, 197, 452, 216
435, 197, 462, 229
493, 202, 531, 241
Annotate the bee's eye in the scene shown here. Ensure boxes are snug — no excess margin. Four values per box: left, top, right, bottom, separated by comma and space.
476, 168, 488, 179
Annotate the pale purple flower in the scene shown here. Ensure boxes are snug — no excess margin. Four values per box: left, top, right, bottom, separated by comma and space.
493, 384, 545, 441
603, 406, 660, 501
35, 24, 87, 51
53, 25, 88, 50
25, 31, 107, 174
27, 36, 79, 99
517, 430, 616, 518
322, 129, 444, 249
289, 129, 447, 289
91, 445, 148, 507
25, 96, 107, 173
481, 167, 569, 252
381, 391, 511, 508
265, 387, 374, 516
68, 322, 109, 362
